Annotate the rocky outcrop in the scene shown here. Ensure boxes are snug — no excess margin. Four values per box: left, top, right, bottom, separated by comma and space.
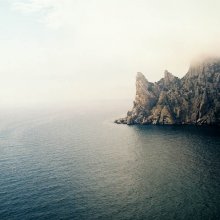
115, 57, 220, 125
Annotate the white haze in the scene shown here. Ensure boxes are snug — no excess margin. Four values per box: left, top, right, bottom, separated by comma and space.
0, 0, 220, 107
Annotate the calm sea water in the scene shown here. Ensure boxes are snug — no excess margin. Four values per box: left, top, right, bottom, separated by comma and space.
0, 102, 220, 220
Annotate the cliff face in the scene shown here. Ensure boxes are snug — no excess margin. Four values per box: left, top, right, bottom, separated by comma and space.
115, 57, 220, 125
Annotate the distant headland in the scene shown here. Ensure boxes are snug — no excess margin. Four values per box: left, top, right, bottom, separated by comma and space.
115, 57, 220, 125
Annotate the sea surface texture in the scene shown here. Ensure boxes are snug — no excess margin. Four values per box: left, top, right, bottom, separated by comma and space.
0, 103, 220, 220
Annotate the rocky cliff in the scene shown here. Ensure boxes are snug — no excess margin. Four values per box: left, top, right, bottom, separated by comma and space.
115, 57, 220, 125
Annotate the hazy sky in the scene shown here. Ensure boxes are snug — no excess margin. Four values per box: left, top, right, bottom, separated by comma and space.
0, 0, 220, 106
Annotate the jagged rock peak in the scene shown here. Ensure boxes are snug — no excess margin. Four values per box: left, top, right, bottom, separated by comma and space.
136, 72, 148, 81
164, 70, 175, 84
115, 56, 220, 126
164, 70, 173, 78
136, 72, 150, 89
134, 72, 157, 111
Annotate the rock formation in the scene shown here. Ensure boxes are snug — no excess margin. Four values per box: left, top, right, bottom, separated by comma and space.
115, 57, 220, 125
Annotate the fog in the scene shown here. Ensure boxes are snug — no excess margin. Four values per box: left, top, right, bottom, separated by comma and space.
0, 0, 220, 107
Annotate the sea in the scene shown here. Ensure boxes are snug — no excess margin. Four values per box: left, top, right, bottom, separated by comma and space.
0, 100, 219, 220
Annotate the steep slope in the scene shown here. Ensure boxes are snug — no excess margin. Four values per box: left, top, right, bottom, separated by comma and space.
115, 57, 220, 125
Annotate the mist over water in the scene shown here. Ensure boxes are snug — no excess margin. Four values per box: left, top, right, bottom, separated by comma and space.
0, 101, 219, 220
1, 1, 220, 219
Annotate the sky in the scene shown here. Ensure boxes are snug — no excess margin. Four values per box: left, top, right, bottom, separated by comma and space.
0, 0, 220, 107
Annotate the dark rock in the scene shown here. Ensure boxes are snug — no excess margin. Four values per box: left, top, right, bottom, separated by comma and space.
115, 56, 220, 125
